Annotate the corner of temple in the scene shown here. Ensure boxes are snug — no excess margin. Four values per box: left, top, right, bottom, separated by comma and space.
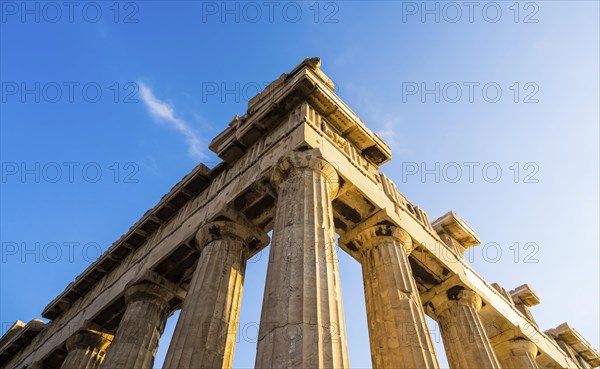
7, 57, 598, 369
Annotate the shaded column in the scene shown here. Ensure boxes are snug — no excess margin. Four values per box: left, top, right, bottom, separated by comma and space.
60, 329, 112, 369
349, 222, 439, 369
25, 363, 44, 369
494, 339, 540, 369
163, 220, 269, 369
102, 282, 174, 369
428, 287, 501, 369
255, 149, 350, 369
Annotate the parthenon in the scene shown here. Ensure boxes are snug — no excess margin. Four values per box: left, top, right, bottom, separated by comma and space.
1, 58, 598, 369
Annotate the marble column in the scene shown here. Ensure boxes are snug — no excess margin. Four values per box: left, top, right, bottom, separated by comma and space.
101, 282, 174, 369
60, 329, 112, 369
355, 223, 439, 369
163, 220, 268, 369
494, 339, 540, 369
428, 287, 501, 369
255, 149, 350, 368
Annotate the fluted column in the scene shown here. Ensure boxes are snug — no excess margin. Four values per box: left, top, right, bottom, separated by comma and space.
494, 339, 540, 369
101, 282, 174, 369
163, 220, 269, 369
351, 223, 439, 369
255, 149, 350, 368
60, 329, 112, 369
428, 287, 501, 369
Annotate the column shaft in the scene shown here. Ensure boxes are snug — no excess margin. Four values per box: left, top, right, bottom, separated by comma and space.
361, 229, 439, 369
60, 330, 111, 369
163, 221, 266, 369
255, 150, 349, 368
431, 288, 501, 369
102, 283, 173, 369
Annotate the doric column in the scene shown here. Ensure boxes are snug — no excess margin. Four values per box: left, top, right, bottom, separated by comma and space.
341, 220, 439, 369
428, 287, 501, 369
494, 339, 540, 369
255, 149, 350, 368
101, 282, 175, 369
163, 220, 269, 369
60, 329, 112, 369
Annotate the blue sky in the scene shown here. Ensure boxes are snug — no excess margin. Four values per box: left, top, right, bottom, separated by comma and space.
1, 1, 598, 368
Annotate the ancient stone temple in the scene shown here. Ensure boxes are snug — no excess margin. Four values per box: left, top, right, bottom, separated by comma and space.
1, 58, 598, 369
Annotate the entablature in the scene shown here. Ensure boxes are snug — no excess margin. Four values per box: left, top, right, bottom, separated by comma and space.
40, 162, 213, 321
510, 284, 541, 307
547, 323, 600, 368
432, 211, 481, 253
0, 320, 45, 367
209, 57, 391, 167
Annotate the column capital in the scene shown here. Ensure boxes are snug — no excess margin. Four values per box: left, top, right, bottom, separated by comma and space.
65, 329, 112, 353
124, 281, 176, 310
428, 285, 483, 317
270, 148, 339, 196
359, 223, 413, 253
494, 338, 538, 358
339, 210, 414, 254
195, 219, 270, 251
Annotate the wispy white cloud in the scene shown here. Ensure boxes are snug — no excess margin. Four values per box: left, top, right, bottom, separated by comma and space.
343, 83, 404, 152
138, 82, 207, 160
376, 123, 399, 149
